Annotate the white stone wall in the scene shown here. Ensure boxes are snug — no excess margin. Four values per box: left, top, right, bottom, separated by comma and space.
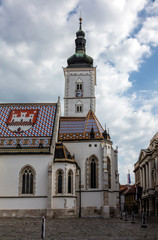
52, 162, 77, 214
63, 141, 102, 189
53, 162, 76, 197
109, 191, 119, 207
63, 68, 96, 117
0, 154, 53, 209
63, 140, 119, 213
62, 141, 105, 213
81, 192, 103, 208
0, 198, 47, 210
53, 198, 76, 209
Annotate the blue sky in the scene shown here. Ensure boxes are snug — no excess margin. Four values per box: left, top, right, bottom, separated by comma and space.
0, 0, 158, 183
130, 47, 158, 91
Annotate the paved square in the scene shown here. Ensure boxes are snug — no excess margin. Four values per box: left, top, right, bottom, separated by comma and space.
0, 216, 157, 239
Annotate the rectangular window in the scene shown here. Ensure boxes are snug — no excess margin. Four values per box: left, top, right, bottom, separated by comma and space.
76, 83, 82, 90
76, 105, 83, 113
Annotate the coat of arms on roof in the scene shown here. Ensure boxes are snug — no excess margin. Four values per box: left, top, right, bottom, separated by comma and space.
7, 110, 38, 133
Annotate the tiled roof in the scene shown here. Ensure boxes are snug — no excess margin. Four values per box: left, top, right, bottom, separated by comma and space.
122, 185, 136, 196
0, 103, 56, 151
119, 185, 129, 194
59, 110, 104, 141
54, 142, 76, 163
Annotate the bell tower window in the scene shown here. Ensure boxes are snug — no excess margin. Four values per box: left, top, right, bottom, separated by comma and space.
77, 83, 82, 90
77, 106, 82, 112
76, 78, 83, 97
76, 100, 83, 113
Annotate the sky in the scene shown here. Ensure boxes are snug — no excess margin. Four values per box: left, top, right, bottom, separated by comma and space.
0, 0, 158, 184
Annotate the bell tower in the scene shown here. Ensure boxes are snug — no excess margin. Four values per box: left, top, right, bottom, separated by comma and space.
63, 18, 96, 117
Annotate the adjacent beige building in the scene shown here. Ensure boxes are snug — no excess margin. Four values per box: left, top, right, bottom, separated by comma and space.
134, 132, 158, 216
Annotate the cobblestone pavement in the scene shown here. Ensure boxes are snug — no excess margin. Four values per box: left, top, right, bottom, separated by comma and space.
0, 216, 157, 240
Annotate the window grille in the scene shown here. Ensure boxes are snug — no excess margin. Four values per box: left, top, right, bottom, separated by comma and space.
58, 170, 63, 193
22, 167, 34, 194
68, 170, 73, 194
91, 159, 96, 188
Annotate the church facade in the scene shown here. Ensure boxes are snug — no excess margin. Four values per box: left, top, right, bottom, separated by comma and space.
0, 19, 119, 218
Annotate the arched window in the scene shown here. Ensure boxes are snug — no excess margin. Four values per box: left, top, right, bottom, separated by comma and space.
76, 78, 83, 98
75, 100, 83, 113
21, 166, 34, 194
86, 156, 99, 189
91, 159, 96, 188
76, 83, 82, 90
77, 105, 82, 112
68, 170, 73, 194
57, 170, 63, 194
107, 157, 111, 189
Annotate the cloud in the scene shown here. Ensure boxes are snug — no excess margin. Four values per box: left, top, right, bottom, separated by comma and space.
104, 38, 151, 73
97, 86, 158, 183
145, 0, 158, 15
137, 16, 158, 47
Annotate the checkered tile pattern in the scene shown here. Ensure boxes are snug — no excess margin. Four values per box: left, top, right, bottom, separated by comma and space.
60, 118, 85, 134
59, 110, 104, 140
0, 103, 56, 148
0, 137, 51, 148
0, 104, 56, 137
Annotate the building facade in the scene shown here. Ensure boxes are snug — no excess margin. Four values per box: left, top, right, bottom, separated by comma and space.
119, 185, 137, 213
0, 19, 119, 218
134, 132, 158, 216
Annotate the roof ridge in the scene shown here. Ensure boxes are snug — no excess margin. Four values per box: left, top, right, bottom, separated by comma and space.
90, 111, 104, 136
83, 111, 91, 137
60, 116, 85, 120
0, 103, 57, 106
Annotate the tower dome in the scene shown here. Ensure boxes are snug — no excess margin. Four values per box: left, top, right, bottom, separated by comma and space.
67, 18, 93, 68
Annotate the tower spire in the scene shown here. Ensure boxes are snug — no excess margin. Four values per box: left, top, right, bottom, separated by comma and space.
67, 18, 93, 68
75, 18, 86, 53
79, 17, 82, 30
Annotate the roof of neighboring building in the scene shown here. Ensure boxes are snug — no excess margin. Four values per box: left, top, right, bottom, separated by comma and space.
0, 103, 57, 153
119, 185, 129, 194
121, 185, 136, 196
59, 110, 105, 141
135, 132, 158, 166
54, 142, 76, 163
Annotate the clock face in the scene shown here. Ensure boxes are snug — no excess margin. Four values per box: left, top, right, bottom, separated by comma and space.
76, 90, 83, 97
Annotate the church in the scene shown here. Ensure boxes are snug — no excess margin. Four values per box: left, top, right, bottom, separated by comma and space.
0, 19, 119, 218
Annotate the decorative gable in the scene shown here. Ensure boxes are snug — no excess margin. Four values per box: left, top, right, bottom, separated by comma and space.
76, 77, 82, 83
59, 110, 104, 141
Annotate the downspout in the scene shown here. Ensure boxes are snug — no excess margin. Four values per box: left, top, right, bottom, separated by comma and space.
77, 164, 81, 218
